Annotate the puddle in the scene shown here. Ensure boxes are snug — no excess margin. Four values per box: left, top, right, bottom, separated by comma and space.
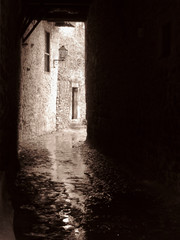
14, 128, 180, 240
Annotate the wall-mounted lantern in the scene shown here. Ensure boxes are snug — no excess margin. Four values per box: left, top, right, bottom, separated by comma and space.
53, 45, 68, 67
59, 45, 68, 61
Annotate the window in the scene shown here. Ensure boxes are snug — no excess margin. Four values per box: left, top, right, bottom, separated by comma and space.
161, 22, 171, 58
45, 31, 50, 72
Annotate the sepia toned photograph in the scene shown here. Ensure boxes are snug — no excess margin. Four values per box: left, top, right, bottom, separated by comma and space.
0, 0, 180, 239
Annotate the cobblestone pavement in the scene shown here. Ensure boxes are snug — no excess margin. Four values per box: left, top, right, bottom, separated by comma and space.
13, 128, 180, 240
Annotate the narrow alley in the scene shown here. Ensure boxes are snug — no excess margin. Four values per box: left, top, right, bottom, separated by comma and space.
2, 1, 180, 240
13, 128, 180, 240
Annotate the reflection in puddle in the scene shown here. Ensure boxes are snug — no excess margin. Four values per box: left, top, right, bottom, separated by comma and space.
15, 127, 180, 240
44, 129, 88, 215
63, 217, 69, 223
63, 224, 73, 230
16, 128, 88, 240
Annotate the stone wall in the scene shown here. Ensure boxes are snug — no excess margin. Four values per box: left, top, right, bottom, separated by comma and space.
19, 21, 59, 141
0, 0, 21, 238
0, 0, 21, 173
56, 22, 86, 129
86, 0, 180, 190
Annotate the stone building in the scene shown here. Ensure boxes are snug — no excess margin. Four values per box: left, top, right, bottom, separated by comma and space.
56, 22, 86, 129
19, 21, 60, 141
19, 21, 86, 140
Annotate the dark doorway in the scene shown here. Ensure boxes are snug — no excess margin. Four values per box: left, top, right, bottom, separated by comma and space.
72, 87, 78, 119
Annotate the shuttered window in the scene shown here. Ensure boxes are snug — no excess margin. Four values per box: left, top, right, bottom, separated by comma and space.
45, 31, 50, 72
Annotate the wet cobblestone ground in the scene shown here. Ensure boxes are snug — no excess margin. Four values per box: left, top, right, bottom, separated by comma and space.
14, 128, 180, 240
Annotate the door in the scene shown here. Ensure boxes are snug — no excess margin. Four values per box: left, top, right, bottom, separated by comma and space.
72, 87, 78, 119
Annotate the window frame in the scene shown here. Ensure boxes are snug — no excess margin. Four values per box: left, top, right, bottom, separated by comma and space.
44, 31, 50, 72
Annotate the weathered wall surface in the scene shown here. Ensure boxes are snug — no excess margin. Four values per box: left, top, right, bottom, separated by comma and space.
0, 0, 21, 238
86, 0, 180, 190
56, 22, 86, 129
19, 21, 59, 141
